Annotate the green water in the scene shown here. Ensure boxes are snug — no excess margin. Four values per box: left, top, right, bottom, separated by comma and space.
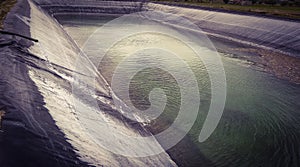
58, 14, 300, 167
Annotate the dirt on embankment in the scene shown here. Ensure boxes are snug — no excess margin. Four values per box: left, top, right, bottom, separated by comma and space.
0, 0, 17, 29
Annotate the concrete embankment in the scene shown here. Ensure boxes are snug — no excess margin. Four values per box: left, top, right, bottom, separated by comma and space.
0, 0, 91, 166
0, 0, 176, 166
144, 3, 300, 83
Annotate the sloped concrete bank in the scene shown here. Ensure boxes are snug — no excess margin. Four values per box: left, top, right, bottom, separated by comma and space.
146, 3, 300, 57
0, 0, 91, 166
145, 3, 300, 83
0, 0, 176, 166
